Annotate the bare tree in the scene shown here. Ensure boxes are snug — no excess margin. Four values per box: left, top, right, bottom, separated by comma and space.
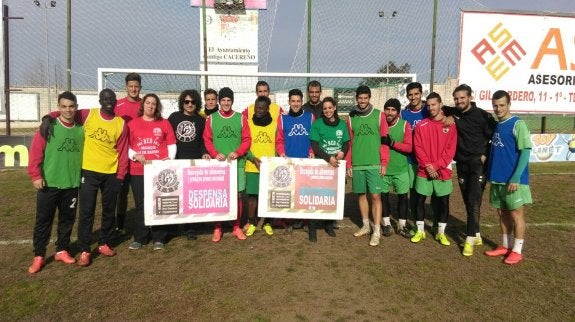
360, 61, 411, 87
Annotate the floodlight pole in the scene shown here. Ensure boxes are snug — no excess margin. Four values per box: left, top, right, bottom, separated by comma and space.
306, 0, 311, 83
430, 0, 438, 92
33, 1, 56, 113
202, 0, 208, 90
44, 4, 51, 110
378, 10, 397, 84
66, 0, 70, 91
3, 5, 23, 136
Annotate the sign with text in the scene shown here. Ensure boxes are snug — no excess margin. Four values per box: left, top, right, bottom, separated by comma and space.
199, 8, 258, 64
258, 157, 346, 220
459, 10, 575, 113
144, 159, 237, 225
529, 133, 575, 162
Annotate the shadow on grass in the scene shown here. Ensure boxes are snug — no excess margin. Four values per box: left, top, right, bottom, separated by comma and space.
343, 191, 498, 250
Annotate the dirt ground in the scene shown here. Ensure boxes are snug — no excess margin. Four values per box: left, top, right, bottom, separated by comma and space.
0, 168, 574, 321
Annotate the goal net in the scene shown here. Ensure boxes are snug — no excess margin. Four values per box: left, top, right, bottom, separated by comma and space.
98, 68, 416, 115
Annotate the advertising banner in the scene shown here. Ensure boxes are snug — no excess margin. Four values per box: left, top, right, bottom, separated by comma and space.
144, 159, 238, 225
258, 157, 346, 220
529, 133, 575, 162
459, 10, 575, 113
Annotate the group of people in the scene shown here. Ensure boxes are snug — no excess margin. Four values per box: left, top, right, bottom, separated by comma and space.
27, 75, 532, 274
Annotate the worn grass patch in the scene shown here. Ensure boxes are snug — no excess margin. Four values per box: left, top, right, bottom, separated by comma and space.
1, 163, 574, 320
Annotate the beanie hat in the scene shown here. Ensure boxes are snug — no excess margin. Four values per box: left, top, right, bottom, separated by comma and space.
384, 98, 401, 112
218, 87, 234, 103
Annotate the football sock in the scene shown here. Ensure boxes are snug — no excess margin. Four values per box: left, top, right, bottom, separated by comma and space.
398, 219, 406, 230
512, 239, 524, 254
362, 218, 370, 228
416, 221, 424, 232
383, 217, 391, 226
438, 223, 446, 235
501, 234, 509, 248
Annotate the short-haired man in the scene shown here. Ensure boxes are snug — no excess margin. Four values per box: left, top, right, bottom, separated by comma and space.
276, 89, 314, 159
27, 91, 84, 274
484, 90, 532, 265
302, 80, 323, 119
346, 85, 390, 246
243, 80, 285, 121
199, 88, 219, 118
401, 82, 429, 128
400, 82, 432, 237
115, 73, 142, 123
444, 84, 496, 256
411, 92, 457, 246
245, 95, 279, 236
203, 87, 250, 242
276, 88, 315, 232
381, 98, 413, 237
114, 72, 142, 235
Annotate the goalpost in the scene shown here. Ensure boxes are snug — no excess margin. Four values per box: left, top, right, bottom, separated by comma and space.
97, 68, 417, 115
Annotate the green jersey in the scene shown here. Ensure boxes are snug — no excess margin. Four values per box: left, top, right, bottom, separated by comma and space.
310, 118, 350, 155
43, 120, 84, 188
386, 118, 409, 175
347, 109, 386, 167
210, 111, 246, 168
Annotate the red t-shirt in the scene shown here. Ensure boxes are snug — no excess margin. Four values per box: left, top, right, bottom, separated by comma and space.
128, 117, 176, 175
115, 97, 141, 123
413, 118, 457, 180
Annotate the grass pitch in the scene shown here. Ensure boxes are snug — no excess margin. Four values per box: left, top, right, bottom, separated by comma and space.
1, 163, 574, 321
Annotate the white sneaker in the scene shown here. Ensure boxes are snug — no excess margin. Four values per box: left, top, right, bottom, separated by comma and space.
353, 225, 371, 237
369, 232, 381, 246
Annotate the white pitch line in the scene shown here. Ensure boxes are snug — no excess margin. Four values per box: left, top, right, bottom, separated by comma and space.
336, 222, 575, 229
2, 223, 573, 245
482, 222, 575, 228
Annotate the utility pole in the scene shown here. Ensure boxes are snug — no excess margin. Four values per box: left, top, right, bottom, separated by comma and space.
3, 5, 23, 136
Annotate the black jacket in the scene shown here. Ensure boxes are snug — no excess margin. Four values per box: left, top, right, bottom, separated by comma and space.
303, 101, 323, 119
443, 102, 497, 162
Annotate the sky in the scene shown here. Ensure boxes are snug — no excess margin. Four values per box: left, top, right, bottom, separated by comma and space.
2, 0, 574, 90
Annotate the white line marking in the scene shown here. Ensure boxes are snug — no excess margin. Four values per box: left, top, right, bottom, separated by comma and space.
531, 172, 575, 176
2, 223, 572, 245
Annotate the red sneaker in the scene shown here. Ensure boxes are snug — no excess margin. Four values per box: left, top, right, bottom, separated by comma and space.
98, 244, 116, 257
484, 246, 511, 257
232, 227, 247, 240
212, 227, 222, 243
28, 256, 45, 274
78, 252, 91, 267
55, 250, 76, 264
504, 251, 523, 265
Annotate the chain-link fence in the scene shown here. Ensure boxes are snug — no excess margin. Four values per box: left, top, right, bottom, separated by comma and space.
1, 0, 573, 135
